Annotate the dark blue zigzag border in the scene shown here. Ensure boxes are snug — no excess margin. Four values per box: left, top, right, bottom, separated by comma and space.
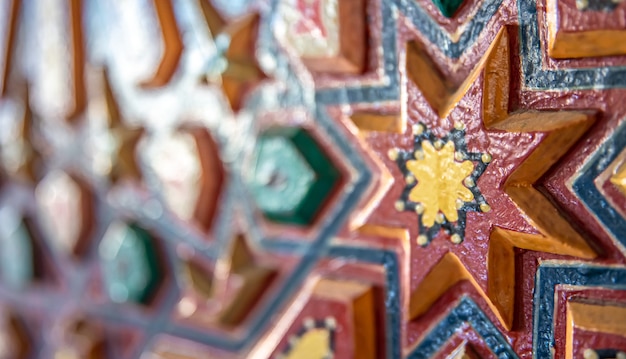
157, 0, 381, 346
394, 0, 504, 60
318, 0, 626, 112
518, 0, 626, 90
533, 263, 626, 359
327, 246, 403, 359
163, 246, 402, 356
162, 104, 372, 351
407, 297, 518, 359
315, 0, 400, 105
573, 120, 626, 250
79, 0, 518, 355
316, 0, 506, 106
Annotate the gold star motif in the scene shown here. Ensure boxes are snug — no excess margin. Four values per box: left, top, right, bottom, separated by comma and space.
406, 141, 475, 226
0, 82, 45, 184
408, 27, 598, 331
199, 2, 267, 113
101, 69, 145, 184
391, 122, 489, 245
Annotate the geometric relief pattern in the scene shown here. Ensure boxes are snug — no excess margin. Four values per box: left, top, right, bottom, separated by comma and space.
0, 0, 625, 357
534, 264, 626, 358
389, 122, 491, 246
407, 297, 518, 359
574, 120, 626, 251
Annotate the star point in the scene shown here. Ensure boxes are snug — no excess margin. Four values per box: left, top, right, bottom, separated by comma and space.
199, 3, 267, 113
197, 233, 277, 327
482, 27, 597, 260
394, 123, 489, 244
1, 81, 45, 184
610, 162, 626, 196
406, 26, 599, 331
405, 29, 505, 119
100, 69, 145, 184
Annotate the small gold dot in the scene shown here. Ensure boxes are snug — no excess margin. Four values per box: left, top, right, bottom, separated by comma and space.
450, 234, 462, 244
414, 150, 425, 160
464, 178, 475, 187
387, 148, 399, 161
412, 124, 424, 135
616, 352, 626, 359
434, 140, 443, 150
405, 175, 415, 184
435, 213, 445, 223
481, 153, 492, 163
288, 335, 299, 346
325, 317, 337, 329
456, 199, 465, 209
454, 152, 464, 161
303, 317, 315, 329
414, 203, 425, 214
480, 203, 491, 212
417, 235, 428, 246
583, 349, 599, 359
394, 201, 405, 211
454, 121, 466, 130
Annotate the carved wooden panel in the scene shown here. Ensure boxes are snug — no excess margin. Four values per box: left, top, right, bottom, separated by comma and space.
0, 0, 625, 358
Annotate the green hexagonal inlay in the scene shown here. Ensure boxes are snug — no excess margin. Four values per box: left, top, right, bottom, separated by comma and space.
252, 136, 316, 214
248, 127, 341, 225
99, 222, 162, 304
433, 0, 464, 17
0, 209, 35, 290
